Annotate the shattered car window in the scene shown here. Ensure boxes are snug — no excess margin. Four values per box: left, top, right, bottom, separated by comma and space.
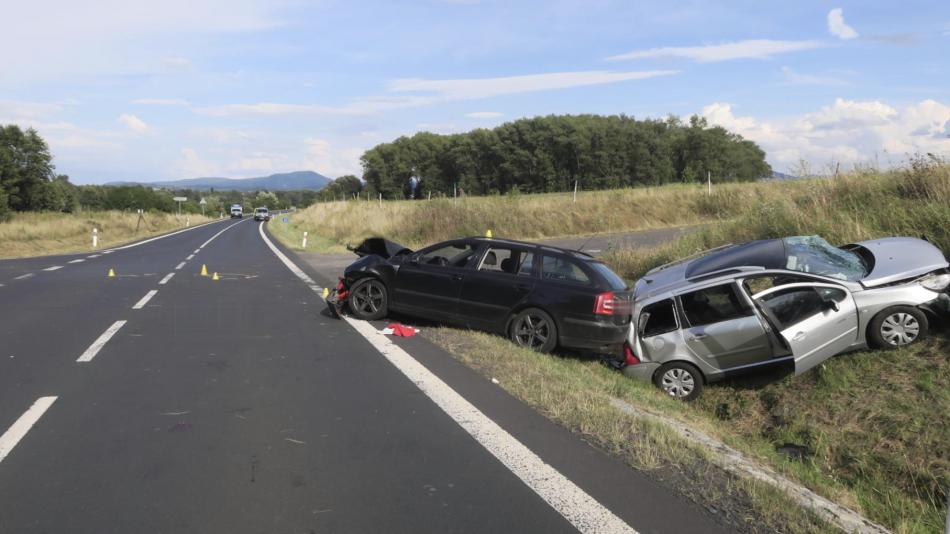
783, 236, 867, 281
420, 243, 479, 268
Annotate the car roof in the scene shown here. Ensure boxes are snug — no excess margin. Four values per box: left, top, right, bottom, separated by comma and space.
464, 236, 597, 261
636, 239, 788, 299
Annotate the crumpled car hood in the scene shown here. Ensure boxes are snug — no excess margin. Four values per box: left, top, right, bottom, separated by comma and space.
348, 237, 413, 259
851, 237, 949, 288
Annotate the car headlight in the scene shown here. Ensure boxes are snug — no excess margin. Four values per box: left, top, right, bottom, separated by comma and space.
919, 272, 950, 291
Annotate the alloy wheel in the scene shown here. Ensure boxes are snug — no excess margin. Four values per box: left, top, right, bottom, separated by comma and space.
514, 314, 550, 349
353, 281, 385, 315
880, 312, 920, 346
660, 368, 695, 398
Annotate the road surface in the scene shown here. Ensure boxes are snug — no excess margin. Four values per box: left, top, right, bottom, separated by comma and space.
0, 218, 727, 533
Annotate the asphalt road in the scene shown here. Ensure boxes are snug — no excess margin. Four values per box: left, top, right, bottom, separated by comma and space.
0, 218, 728, 533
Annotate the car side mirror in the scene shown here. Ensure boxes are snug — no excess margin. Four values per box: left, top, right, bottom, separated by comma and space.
822, 299, 839, 312
409, 253, 420, 264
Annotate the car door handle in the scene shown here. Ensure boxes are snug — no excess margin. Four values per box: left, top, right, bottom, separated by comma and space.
688, 334, 708, 341
451, 274, 463, 282
792, 332, 806, 342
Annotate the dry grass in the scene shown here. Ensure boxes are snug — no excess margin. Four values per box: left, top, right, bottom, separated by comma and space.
0, 211, 214, 258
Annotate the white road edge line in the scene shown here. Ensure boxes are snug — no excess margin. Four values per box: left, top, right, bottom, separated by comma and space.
199, 218, 248, 249
77, 320, 127, 363
14, 273, 34, 280
68, 259, 85, 264
105, 218, 224, 252
43, 266, 63, 271
158, 272, 175, 285
257, 222, 634, 534
174, 261, 186, 270
132, 290, 158, 310
0, 396, 58, 464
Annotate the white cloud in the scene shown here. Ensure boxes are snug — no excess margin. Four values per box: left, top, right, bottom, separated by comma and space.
133, 98, 190, 106
606, 39, 824, 62
827, 8, 859, 40
389, 70, 678, 99
195, 70, 677, 118
177, 148, 222, 177
161, 57, 193, 71
303, 138, 364, 178
117, 113, 149, 134
780, 66, 849, 86
702, 98, 950, 172
466, 111, 504, 118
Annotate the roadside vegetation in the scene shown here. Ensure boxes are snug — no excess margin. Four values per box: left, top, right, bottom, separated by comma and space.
277, 157, 949, 532
0, 211, 212, 258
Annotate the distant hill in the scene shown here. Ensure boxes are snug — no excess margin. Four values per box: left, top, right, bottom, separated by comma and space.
108, 171, 333, 192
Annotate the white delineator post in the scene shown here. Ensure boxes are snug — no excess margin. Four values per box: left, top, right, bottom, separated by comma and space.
573, 180, 578, 203
707, 171, 712, 196
378, 193, 382, 208
302, 231, 308, 249
92, 228, 98, 249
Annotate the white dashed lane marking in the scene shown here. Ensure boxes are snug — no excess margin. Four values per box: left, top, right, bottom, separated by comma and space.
43, 266, 63, 271
14, 273, 34, 280
186, 254, 194, 260
68, 259, 85, 264
0, 397, 57, 464
76, 321, 127, 363
87, 254, 100, 259
132, 290, 158, 310
158, 273, 175, 285
174, 262, 186, 270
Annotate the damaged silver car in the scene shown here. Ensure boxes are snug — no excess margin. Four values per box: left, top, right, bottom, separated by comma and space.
622, 235, 949, 400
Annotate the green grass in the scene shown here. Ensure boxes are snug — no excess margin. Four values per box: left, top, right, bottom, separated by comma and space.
0, 210, 215, 259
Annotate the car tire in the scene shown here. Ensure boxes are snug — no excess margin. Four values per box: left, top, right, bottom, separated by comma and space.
868, 305, 928, 349
347, 278, 389, 321
509, 308, 558, 353
653, 362, 704, 401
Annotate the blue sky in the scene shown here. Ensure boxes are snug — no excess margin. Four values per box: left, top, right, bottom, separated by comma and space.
1, 0, 948, 183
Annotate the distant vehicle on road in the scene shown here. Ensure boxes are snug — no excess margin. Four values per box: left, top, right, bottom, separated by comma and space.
230, 204, 243, 218
623, 235, 950, 400
327, 236, 632, 353
254, 207, 270, 222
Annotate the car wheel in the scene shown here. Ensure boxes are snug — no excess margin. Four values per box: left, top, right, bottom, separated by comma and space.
868, 306, 928, 349
347, 278, 389, 321
509, 308, 557, 353
654, 362, 704, 401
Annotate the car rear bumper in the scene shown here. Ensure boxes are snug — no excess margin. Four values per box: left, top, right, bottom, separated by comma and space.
559, 317, 629, 351
622, 361, 661, 382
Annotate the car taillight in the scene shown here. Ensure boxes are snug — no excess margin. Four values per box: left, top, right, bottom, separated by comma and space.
623, 342, 640, 366
595, 292, 630, 315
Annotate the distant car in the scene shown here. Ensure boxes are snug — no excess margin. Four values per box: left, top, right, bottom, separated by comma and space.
254, 207, 270, 221
622, 235, 950, 400
230, 204, 243, 218
327, 237, 632, 353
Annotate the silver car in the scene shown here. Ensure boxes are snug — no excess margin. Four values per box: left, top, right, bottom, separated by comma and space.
623, 235, 949, 400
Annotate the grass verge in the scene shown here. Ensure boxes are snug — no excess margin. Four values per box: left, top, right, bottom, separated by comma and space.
0, 210, 214, 259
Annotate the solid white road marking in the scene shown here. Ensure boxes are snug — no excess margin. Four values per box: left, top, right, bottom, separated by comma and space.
106, 218, 224, 251
77, 320, 127, 363
43, 266, 63, 271
200, 218, 247, 249
132, 290, 158, 310
257, 222, 634, 534
186, 254, 194, 260
68, 259, 85, 264
256, 222, 322, 294
158, 273, 175, 285
174, 262, 186, 270
0, 397, 57, 464
14, 273, 34, 280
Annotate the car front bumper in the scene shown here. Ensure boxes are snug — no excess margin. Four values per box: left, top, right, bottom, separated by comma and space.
920, 292, 950, 316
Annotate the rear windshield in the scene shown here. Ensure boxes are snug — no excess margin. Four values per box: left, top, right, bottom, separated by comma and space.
590, 262, 628, 290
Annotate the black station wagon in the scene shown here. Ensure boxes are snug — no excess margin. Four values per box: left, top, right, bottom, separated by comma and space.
327, 237, 632, 353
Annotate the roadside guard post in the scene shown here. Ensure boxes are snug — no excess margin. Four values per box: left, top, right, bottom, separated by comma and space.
302, 231, 308, 249
92, 228, 98, 249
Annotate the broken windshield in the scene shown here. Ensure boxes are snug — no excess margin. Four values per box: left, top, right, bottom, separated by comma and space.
783, 236, 867, 281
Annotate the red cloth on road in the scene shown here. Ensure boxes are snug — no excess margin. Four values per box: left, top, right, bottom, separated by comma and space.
386, 322, 418, 337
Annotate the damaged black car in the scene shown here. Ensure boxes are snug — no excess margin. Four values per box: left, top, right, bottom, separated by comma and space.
327, 236, 633, 353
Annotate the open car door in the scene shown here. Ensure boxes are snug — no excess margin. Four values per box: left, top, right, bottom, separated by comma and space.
751, 282, 859, 374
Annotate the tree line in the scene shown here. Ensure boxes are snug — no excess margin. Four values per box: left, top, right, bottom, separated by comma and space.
358, 114, 772, 199
0, 124, 320, 221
